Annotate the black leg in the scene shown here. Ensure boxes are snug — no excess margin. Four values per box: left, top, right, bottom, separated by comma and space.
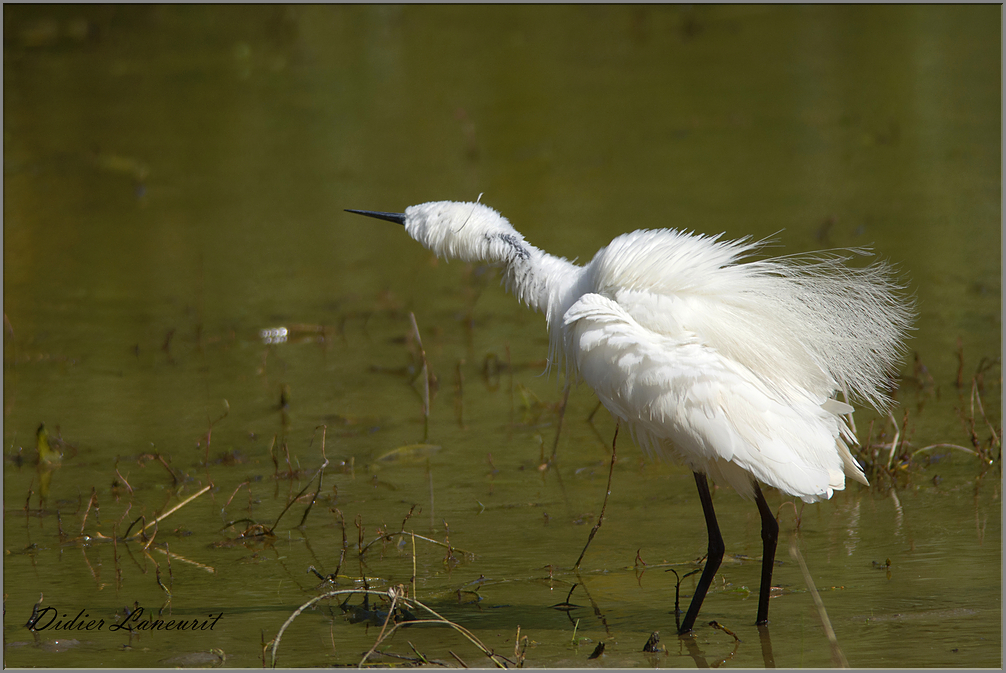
753, 482, 779, 625
678, 472, 725, 635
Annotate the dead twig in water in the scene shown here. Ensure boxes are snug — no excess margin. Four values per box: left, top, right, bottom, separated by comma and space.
513, 625, 528, 667
138, 484, 213, 536
665, 567, 701, 631
79, 488, 99, 537
270, 445, 330, 532
223, 481, 250, 512
408, 312, 431, 442
911, 443, 978, 458
201, 399, 230, 466
411, 531, 418, 600
270, 588, 508, 668
114, 463, 134, 497
574, 423, 619, 569
789, 536, 848, 668
971, 378, 1000, 455
358, 585, 403, 666
296, 426, 330, 527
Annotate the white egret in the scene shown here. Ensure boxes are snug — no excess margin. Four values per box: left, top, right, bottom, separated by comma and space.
347, 200, 913, 633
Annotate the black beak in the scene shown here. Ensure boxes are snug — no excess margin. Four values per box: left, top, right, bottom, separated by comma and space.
345, 209, 407, 226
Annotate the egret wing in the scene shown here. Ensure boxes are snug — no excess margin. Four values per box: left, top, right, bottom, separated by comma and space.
563, 292, 860, 502
588, 228, 911, 411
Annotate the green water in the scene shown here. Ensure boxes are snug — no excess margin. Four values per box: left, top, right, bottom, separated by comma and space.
4, 5, 1000, 668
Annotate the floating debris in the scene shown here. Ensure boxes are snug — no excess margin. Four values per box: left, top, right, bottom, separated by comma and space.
260, 326, 288, 344
375, 443, 441, 465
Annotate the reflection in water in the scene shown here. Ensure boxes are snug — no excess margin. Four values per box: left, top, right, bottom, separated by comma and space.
757, 625, 776, 668
843, 497, 860, 557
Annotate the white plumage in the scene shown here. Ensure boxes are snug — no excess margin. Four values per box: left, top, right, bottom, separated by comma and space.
348, 199, 913, 633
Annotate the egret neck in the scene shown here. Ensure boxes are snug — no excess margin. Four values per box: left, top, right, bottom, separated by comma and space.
389, 201, 586, 371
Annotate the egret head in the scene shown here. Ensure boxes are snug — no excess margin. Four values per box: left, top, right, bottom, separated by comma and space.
348, 200, 530, 264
